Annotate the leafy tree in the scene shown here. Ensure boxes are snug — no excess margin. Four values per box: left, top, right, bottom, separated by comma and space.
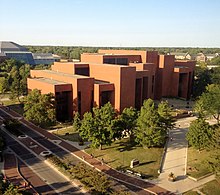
210, 127, 220, 149
195, 84, 220, 124
209, 56, 220, 65
192, 66, 212, 98
79, 102, 116, 150
0, 77, 7, 101
205, 150, 220, 173
24, 89, 56, 127
186, 118, 212, 150
210, 66, 220, 85
118, 107, 138, 142
111, 191, 130, 195
73, 112, 81, 131
158, 101, 174, 131
0, 59, 19, 72
3, 184, 22, 195
110, 116, 125, 141
33, 64, 51, 70
0, 59, 30, 100
135, 99, 166, 148
18, 64, 30, 95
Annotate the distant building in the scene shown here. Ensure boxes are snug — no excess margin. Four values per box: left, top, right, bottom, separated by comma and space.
205, 53, 219, 61
33, 53, 61, 65
195, 53, 206, 62
0, 41, 61, 65
169, 52, 191, 60
28, 49, 196, 121
0, 41, 35, 65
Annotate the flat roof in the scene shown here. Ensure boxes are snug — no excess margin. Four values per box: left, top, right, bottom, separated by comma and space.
40, 70, 92, 79
91, 63, 130, 68
82, 52, 140, 57
95, 79, 111, 84
30, 77, 70, 85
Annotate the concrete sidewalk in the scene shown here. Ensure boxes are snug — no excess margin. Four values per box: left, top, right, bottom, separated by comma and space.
153, 117, 216, 194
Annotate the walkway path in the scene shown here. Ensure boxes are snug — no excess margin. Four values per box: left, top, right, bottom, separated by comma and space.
153, 117, 216, 194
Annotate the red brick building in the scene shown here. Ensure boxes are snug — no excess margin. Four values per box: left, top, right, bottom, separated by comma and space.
27, 50, 195, 121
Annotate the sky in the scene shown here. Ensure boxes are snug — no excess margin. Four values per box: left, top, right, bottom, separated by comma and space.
0, 0, 220, 47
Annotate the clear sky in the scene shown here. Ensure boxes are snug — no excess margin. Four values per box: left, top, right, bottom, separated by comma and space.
0, 0, 220, 47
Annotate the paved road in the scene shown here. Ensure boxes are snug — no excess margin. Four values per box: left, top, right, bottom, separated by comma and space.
0, 105, 172, 195
18, 159, 56, 195
0, 116, 84, 194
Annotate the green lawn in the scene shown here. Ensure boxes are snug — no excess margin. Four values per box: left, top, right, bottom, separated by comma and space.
200, 178, 220, 195
187, 147, 213, 178
0, 93, 24, 115
184, 177, 220, 195
183, 191, 199, 195
85, 138, 163, 179
52, 127, 80, 142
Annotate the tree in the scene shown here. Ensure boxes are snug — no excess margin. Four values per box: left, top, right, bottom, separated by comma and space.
110, 116, 125, 141
209, 56, 220, 65
119, 107, 138, 142
73, 112, 81, 131
158, 101, 174, 131
0, 77, 7, 101
186, 118, 212, 150
8, 64, 30, 101
79, 102, 116, 150
210, 66, 220, 85
205, 150, 220, 173
195, 84, 220, 124
135, 99, 166, 148
24, 89, 56, 127
18, 64, 30, 95
210, 127, 220, 149
3, 184, 22, 195
192, 66, 212, 98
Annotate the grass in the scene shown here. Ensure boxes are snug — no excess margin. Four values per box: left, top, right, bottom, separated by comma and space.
184, 177, 220, 195
187, 147, 214, 178
52, 127, 80, 142
200, 178, 220, 195
85, 138, 163, 179
0, 93, 24, 115
183, 191, 199, 195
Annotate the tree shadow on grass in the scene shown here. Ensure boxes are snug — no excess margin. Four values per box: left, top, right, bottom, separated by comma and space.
139, 160, 156, 167
117, 142, 137, 152
106, 159, 117, 164
94, 154, 104, 158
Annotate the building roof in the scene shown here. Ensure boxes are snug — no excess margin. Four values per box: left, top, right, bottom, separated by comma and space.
95, 79, 110, 84
0, 41, 28, 53
32, 53, 54, 59
205, 54, 217, 57
170, 52, 188, 56
41, 70, 92, 79
31, 77, 70, 85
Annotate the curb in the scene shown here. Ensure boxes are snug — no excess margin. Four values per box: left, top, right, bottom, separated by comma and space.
187, 173, 215, 182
